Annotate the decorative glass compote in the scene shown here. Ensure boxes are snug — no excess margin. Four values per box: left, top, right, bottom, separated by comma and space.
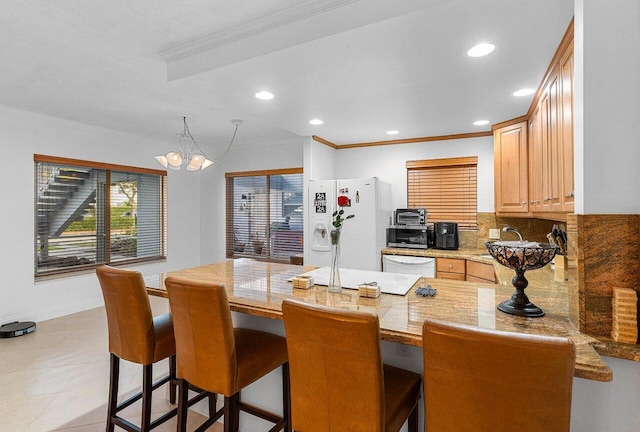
485, 240, 560, 317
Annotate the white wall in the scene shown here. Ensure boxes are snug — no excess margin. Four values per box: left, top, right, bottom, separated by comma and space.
572, 356, 640, 432
0, 106, 202, 323
574, 0, 640, 214
334, 136, 495, 212
199, 138, 304, 265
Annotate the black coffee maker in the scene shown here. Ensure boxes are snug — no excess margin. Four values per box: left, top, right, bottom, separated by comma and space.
434, 222, 459, 250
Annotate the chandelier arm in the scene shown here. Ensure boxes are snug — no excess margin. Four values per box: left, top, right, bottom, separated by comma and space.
183, 121, 208, 157
210, 123, 239, 162
156, 117, 241, 170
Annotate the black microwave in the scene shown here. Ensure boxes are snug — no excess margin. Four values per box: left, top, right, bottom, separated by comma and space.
387, 226, 431, 249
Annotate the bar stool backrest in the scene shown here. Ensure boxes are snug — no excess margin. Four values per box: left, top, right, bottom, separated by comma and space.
165, 276, 237, 395
96, 265, 155, 365
282, 299, 386, 432
422, 318, 576, 432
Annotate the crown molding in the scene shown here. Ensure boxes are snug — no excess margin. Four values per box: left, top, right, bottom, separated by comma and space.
160, 0, 435, 80
159, 0, 358, 62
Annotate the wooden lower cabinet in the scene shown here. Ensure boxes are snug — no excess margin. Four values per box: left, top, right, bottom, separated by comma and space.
436, 258, 496, 283
435, 258, 466, 280
466, 260, 496, 283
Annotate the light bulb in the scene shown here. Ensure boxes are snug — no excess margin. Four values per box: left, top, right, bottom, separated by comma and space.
189, 154, 205, 168
166, 152, 183, 169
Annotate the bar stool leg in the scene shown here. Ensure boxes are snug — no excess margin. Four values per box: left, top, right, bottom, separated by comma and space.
223, 395, 234, 432
141, 364, 153, 432
176, 378, 189, 432
106, 354, 119, 432
232, 392, 240, 432
169, 355, 177, 404
407, 403, 418, 432
282, 363, 292, 432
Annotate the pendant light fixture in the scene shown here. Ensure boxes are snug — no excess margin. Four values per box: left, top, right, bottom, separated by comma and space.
155, 117, 243, 171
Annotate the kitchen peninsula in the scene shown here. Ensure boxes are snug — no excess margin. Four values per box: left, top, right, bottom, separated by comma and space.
145, 258, 611, 382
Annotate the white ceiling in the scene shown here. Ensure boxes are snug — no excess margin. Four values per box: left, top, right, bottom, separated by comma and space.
0, 0, 574, 152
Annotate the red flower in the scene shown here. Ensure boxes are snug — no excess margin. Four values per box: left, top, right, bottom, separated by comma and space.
337, 195, 350, 207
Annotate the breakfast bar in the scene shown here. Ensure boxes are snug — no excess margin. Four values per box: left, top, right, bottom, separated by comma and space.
145, 258, 612, 382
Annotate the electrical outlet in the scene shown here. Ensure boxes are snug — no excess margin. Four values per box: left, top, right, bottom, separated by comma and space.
396, 344, 411, 357
489, 228, 501, 239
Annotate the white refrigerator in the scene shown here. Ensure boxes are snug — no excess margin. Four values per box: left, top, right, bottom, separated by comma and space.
306, 178, 392, 271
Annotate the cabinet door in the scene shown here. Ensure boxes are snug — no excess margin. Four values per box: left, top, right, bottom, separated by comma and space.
539, 91, 551, 212
529, 107, 543, 211
494, 121, 528, 214
548, 74, 563, 212
560, 44, 575, 212
466, 261, 496, 283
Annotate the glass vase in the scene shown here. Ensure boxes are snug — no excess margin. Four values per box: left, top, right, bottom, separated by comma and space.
328, 229, 342, 293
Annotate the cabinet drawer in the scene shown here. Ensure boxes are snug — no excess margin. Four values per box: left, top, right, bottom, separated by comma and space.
436, 271, 466, 281
466, 261, 496, 283
436, 258, 466, 274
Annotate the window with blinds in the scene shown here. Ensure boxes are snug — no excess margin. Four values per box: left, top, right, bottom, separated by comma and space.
34, 155, 167, 277
226, 168, 303, 263
407, 156, 478, 230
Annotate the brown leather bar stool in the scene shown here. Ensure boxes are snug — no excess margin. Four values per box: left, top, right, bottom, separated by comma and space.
422, 318, 576, 432
282, 299, 421, 432
96, 265, 180, 432
165, 276, 291, 432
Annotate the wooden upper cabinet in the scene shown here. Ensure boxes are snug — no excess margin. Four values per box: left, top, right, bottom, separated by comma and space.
494, 22, 574, 221
560, 41, 575, 212
494, 120, 529, 215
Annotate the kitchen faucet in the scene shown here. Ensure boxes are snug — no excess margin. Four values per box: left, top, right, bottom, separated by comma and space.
502, 226, 524, 242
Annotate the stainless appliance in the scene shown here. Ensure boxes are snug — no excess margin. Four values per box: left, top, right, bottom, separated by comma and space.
387, 225, 430, 249
434, 222, 459, 250
394, 208, 426, 225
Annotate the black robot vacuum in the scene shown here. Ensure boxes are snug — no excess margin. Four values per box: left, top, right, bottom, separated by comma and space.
0, 321, 36, 338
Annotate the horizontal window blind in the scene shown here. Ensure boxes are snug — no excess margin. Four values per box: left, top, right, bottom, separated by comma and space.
34, 155, 166, 277
226, 169, 303, 263
407, 157, 477, 230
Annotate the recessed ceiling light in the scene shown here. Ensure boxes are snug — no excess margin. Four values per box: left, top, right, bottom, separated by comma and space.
512, 88, 535, 97
386, 130, 400, 135
255, 91, 274, 100
467, 43, 495, 57
309, 119, 324, 125
473, 120, 490, 126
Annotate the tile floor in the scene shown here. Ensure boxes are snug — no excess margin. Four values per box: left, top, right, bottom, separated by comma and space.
0, 297, 223, 431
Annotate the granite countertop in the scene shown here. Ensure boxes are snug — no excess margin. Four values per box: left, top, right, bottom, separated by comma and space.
146, 258, 612, 382
383, 247, 640, 369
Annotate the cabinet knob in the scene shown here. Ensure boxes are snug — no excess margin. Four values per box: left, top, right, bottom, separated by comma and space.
449, 264, 453, 269
521, 201, 526, 205
544, 197, 551, 201
565, 191, 575, 198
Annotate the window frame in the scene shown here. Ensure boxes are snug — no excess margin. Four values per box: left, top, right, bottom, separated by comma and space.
34, 154, 167, 279
225, 167, 303, 263
406, 156, 478, 230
